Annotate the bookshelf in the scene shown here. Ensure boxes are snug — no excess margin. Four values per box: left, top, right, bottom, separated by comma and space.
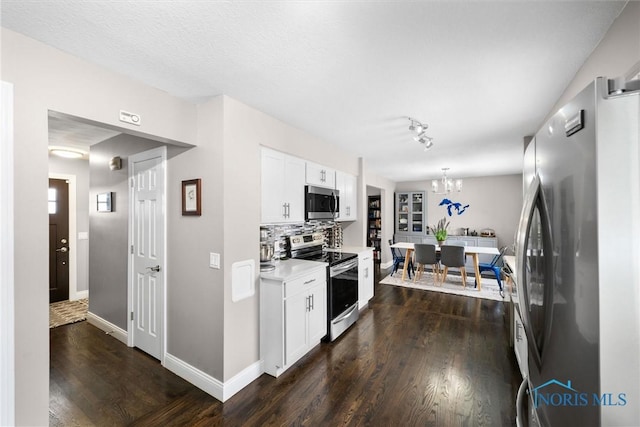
367, 195, 382, 264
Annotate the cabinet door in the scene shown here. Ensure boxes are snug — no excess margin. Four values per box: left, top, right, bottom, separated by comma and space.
410, 192, 425, 233
306, 162, 335, 188
261, 148, 286, 223
284, 291, 309, 366
336, 171, 357, 221
358, 251, 374, 309
284, 155, 306, 222
396, 193, 410, 233
307, 284, 327, 344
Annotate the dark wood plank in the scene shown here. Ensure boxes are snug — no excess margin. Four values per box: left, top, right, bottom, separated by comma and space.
50, 267, 520, 426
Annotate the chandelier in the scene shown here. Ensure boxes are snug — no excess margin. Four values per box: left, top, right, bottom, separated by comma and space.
432, 168, 462, 194
408, 117, 434, 151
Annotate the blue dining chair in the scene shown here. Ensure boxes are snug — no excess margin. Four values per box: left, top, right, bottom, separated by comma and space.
389, 240, 413, 278
475, 246, 508, 291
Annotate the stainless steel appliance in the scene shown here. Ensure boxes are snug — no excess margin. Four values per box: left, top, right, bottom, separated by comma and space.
305, 185, 339, 220
260, 226, 275, 272
289, 232, 359, 341
515, 77, 640, 426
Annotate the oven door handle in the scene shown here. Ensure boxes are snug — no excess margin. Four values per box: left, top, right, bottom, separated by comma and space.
332, 304, 358, 324
330, 259, 358, 276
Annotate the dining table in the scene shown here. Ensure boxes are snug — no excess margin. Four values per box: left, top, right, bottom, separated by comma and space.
390, 242, 500, 291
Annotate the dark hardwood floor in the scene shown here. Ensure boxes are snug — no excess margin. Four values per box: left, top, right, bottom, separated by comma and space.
50, 267, 520, 426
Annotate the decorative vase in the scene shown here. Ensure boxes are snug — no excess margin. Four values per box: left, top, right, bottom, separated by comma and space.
437, 239, 445, 246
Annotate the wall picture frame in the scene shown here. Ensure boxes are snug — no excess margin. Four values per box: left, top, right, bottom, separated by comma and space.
97, 192, 113, 212
182, 179, 201, 216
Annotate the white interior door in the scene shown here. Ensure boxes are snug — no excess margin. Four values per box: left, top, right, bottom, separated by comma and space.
129, 147, 166, 360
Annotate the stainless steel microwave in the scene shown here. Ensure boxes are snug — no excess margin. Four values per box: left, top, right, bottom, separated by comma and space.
305, 185, 339, 220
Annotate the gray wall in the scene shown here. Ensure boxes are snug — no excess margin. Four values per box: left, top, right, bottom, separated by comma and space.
165, 97, 226, 379
88, 135, 164, 329
48, 154, 90, 293
396, 174, 523, 250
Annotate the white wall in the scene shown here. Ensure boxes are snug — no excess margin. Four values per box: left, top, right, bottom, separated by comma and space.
545, 1, 640, 123
1, 28, 196, 425
365, 170, 396, 266
396, 174, 522, 250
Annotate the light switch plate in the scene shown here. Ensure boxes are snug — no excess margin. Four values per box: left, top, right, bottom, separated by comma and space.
209, 252, 221, 269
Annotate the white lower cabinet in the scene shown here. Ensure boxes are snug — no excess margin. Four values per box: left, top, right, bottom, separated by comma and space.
261, 267, 327, 377
358, 250, 374, 309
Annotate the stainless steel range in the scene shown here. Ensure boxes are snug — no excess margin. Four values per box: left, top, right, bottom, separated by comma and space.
289, 232, 359, 341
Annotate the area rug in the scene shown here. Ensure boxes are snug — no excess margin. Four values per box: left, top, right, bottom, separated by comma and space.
49, 298, 88, 328
380, 272, 505, 302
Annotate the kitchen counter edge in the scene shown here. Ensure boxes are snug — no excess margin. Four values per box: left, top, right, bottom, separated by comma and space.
324, 246, 374, 255
260, 259, 328, 282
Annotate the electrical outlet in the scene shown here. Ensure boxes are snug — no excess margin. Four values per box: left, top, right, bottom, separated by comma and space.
209, 252, 221, 269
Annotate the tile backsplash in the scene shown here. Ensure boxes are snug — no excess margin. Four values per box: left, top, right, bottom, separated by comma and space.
260, 221, 343, 260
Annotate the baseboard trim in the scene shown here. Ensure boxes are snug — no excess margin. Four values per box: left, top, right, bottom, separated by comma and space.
164, 353, 263, 402
86, 312, 128, 345
71, 290, 88, 301
222, 360, 263, 401
381, 261, 393, 269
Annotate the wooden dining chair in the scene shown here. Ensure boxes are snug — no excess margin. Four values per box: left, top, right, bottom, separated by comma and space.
413, 243, 439, 283
439, 245, 467, 287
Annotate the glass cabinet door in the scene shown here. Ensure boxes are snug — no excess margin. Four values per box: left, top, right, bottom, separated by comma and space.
411, 193, 424, 232
397, 193, 409, 232
396, 191, 425, 235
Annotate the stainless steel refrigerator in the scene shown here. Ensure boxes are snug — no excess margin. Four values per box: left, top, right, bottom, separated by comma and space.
515, 76, 640, 426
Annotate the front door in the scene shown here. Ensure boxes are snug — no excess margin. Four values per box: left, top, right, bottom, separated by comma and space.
129, 147, 166, 360
49, 178, 69, 303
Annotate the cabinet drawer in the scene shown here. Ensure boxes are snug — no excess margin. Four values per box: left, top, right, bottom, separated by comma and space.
284, 269, 326, 298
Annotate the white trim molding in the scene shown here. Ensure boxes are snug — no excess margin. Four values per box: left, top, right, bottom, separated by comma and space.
0, 80, 15, 427
86, 312, 128, 345
164, 353, 263, 403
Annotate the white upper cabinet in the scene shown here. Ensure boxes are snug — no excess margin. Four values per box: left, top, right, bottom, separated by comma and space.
335, 171, 357, 221
305, 161, 335, 189
261, 147, 305, 223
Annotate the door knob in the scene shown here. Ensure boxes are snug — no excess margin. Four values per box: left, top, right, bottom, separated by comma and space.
147, 265, 161, 273
56, 247, 68, 253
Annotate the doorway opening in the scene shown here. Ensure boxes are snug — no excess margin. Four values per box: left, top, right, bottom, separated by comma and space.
46, 111, 190, 361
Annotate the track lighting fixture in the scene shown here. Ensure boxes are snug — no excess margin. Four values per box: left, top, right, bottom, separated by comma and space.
408, 117, 434, 150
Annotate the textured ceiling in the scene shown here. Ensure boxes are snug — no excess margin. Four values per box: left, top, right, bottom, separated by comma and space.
1, 1, 626, 181
48, 115, 121, 149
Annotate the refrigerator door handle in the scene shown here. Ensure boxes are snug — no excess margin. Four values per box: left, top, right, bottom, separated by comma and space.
516, 376, 529, 427
516, 174, 552, 368
516, 175, 540, 325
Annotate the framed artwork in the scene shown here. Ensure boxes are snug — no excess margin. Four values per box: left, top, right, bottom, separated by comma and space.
182, 179, 201, 216
97, 192, 113, 212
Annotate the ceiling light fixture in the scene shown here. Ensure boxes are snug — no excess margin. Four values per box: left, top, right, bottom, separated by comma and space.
408, 117, 434, 151
49, 146, 87, 159
432, 167, 462, 194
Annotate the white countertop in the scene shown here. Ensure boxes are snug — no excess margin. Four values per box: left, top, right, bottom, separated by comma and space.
260, 258, 328, 282
325, 246, 373, 255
